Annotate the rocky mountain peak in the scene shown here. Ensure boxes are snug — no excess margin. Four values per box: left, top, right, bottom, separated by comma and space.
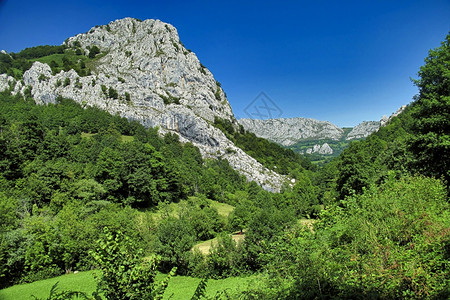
238, 118, 344, 146
0, 17, 288, 191
239, 108, 405, 156
64, 17, 234, 124
345, 121, 381, 140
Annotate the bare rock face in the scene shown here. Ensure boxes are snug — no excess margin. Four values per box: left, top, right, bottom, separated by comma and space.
0, 17, 287, 192
345, 121, 381, 140
238, 118, 344, 146
239, 111, 405, 151
305, 143, 333, 155
0, 74, 15, 92
380, 105, 407, 127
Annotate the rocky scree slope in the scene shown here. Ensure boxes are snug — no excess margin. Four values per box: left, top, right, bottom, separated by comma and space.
0, 17, 286, 191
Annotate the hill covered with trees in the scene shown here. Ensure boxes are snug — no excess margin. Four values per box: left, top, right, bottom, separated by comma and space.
0, 27, 449, 299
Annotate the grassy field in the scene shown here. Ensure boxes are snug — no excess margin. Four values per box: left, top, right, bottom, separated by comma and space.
32, 53, 85, 66
150, 198, 235, 221
193, 233, 245, 255
80, 132, 134, 143
0, 271, 97, 300
209, 201, 234, 218
0, 271, 253, 299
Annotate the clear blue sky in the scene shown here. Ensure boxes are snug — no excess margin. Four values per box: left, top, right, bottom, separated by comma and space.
0, 0, 449, 126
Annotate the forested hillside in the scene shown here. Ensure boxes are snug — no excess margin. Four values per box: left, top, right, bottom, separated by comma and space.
0, 87, 320, 290
247, 33, 450, 299
0, 31, 449, 299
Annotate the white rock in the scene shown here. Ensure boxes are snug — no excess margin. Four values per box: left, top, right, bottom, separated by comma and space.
346, 121, 381, 140
0, 74, 15, 92
304, 143, 333, 155
9, 17, 287, 192
239, 117, 344, 146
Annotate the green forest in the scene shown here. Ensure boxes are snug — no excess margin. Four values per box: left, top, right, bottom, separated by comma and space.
0, 33, 449, 299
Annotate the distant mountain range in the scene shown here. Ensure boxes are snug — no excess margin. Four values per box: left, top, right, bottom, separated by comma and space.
239, 108, 405, 157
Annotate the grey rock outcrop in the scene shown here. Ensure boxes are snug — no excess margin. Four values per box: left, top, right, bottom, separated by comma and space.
239, 109, 406, 153
345, 121, 381, 140
238, 118, 344, 146
0, 74, 15, 92
380, 105, 407, 127
0, 17, 287, 192
305, 143, 333, 155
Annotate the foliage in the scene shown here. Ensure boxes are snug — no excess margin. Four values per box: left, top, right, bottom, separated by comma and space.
13, 45, 66, 59
206, 233, 245, 279
281, 172, 320, 217
243, 200, 295, 271
190, 278, 208, 300
90, 227, 172, 300
0, 91, 276, 286
257, 175, 450, 299
409, 33, 450, 183
183, 197, 223, 241
88, 46, 100, 59
153, 217, 196, 275
213, 117, 315, 176
159, 92, 181, 105
0, 45, 94, 78
107, 87, 118, 99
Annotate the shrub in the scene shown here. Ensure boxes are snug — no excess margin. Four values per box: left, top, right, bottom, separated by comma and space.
153, 217, 195, 275
88, 46, 100, 59
38, 74, 47, 82
90, 227, 174, 300
260, 175, 450, 299
108, 87, 118, 99
101, 85, 107, 96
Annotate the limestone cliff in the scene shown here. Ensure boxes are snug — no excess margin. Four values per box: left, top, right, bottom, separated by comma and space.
0, 18, 287, 191
238, 118, 344, 146
345, 121, 381, 140
238, 114, 401, 156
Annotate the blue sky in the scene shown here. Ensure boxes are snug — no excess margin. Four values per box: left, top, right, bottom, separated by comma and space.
0, 0, 449, 126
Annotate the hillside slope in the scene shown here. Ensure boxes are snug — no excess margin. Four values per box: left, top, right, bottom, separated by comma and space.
0, 18, 286, 191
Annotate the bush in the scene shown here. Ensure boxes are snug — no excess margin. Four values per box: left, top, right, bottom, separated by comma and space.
206, 233, 244, 278
153, 217, 195, 275
260, 175, 450, 299
14, 45, 65, 59
90, 227, 174, 300
107, 87, 118, 99
88, 46, 100, 59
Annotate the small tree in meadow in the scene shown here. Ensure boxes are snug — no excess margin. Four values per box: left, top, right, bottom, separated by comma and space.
90, 227, 175, 300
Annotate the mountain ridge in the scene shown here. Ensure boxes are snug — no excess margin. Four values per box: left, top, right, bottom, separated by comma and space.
0, 17, 287, 191
238, 107, 406, 156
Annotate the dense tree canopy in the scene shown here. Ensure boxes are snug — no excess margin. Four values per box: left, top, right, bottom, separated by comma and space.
0, 32, 449, 300
409, 33, 450, 183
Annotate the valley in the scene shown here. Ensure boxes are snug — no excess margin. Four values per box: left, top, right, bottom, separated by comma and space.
0, 17, 448, 300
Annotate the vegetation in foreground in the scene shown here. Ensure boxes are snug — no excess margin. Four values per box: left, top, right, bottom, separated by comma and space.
0, 33, 449, 299
0, 270, 253, 300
